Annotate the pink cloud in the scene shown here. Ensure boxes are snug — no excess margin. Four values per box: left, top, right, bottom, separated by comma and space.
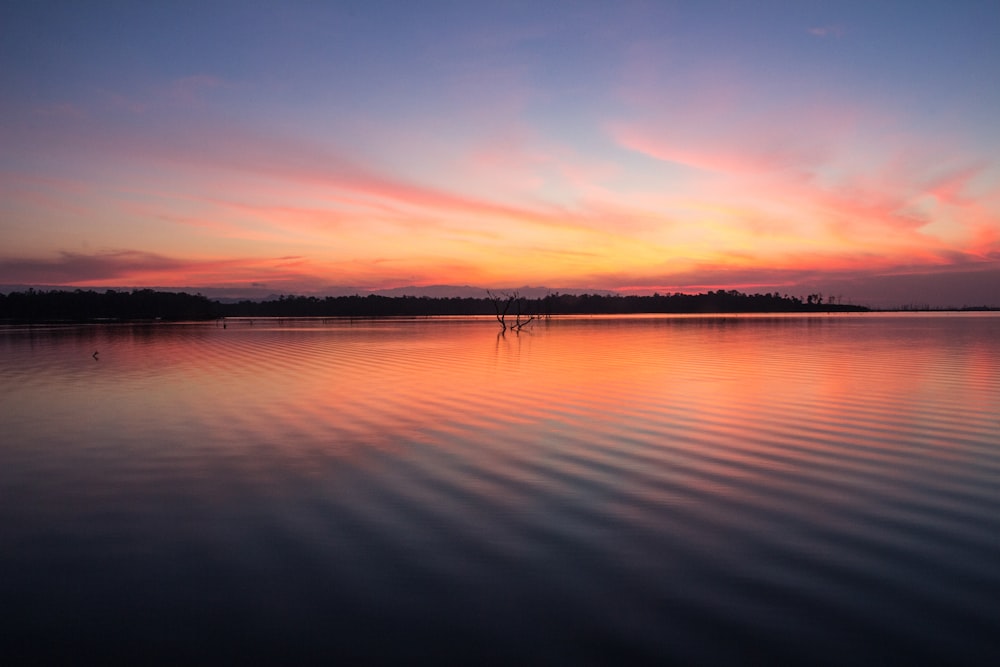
610, 85, 856, 177
123, 123, 659, 241
613, 124, 829, 175
126, 125, 553, 225
5, 111, 565, 232
922, 162, 989, 206
611, 85, 999, 265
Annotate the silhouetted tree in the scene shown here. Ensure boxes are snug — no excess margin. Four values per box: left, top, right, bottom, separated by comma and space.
487, 290, 537, 332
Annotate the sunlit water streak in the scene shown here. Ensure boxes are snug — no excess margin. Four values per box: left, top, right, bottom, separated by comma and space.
1, 314, 999, 664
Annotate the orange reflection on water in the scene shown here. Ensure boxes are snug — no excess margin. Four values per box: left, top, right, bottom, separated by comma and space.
21, 315, 995, 492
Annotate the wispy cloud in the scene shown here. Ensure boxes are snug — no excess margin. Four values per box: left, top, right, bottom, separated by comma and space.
608, 64, 1000, 272
807, 25, 844, 38
0, 250, 320, 288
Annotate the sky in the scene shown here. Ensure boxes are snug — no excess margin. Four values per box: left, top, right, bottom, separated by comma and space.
2, 1, 999, 307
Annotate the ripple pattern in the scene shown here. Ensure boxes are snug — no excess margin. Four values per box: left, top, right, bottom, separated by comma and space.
1, 315, 999, 663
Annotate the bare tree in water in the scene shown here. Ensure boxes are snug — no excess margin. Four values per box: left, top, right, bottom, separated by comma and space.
487, 290, 537, 333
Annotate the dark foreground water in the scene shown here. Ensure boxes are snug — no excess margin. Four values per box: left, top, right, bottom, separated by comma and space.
2, 314, 999, 664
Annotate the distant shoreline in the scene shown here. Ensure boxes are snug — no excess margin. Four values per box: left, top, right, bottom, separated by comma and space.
0, 287, 868, 323
1, 287, 994, 324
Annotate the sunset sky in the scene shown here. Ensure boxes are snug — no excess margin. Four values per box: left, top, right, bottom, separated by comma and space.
2, 1, 999, 306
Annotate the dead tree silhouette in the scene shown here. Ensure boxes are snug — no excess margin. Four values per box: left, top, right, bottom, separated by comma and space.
487, 290, 537, 333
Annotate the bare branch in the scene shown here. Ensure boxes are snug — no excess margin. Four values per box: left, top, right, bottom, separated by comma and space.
486, 289, 537, 333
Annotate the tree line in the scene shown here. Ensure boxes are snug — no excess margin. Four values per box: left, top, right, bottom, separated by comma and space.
0, 288, 870, 323
208, 290, 870, 318
0, 288, 221, 322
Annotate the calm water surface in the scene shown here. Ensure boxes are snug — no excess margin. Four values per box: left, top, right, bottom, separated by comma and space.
2, 314, 999, 664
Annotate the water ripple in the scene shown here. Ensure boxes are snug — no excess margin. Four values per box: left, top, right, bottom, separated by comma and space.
2, 315, 999, 663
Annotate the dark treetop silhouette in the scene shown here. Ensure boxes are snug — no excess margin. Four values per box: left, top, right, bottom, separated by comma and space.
0, 288, 870, 323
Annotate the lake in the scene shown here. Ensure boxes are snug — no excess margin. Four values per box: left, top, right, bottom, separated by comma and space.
2, 314, 998, 664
